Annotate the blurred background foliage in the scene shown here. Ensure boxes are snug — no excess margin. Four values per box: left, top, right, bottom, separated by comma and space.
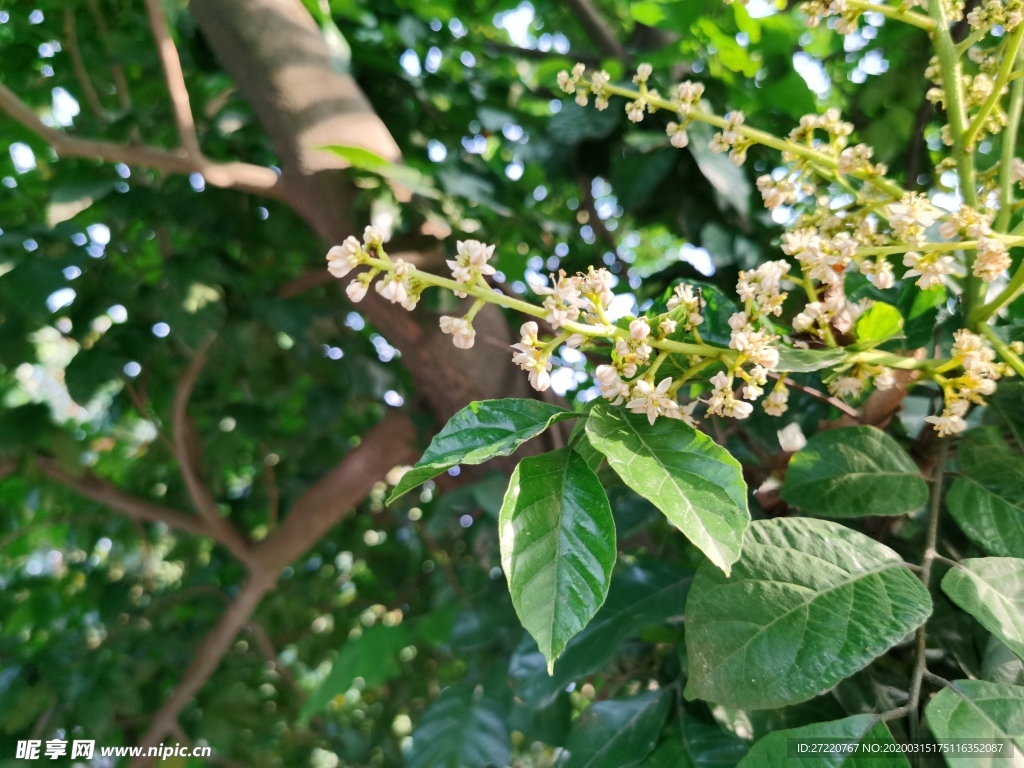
0, 0, 975, 765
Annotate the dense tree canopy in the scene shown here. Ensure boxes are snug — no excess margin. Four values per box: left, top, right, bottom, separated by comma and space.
1, 0, 1024, 766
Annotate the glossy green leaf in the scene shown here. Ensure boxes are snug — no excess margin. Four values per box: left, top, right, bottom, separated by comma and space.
982, 635, 1024, 685
687, 122, 751, 218
898, 283, 945, 349
942, 558, 1024, 661
559, 689, 672, 768
948, 429, 1024, 557
585, 402, 748, 573
776, 346, 846, 373
735, 715, 910, 768
781, 426, 928, 518
300, 624, 410, 721
407, 682, 510, 768
640, 715, 749, 768
499, 447, 616, 670
854, 302, 903, 345
319, 144, 442, 198
512, 561, 691, 705
684, 518, 932, 709
388, 399, 575, 504
926, 680, 1024, 764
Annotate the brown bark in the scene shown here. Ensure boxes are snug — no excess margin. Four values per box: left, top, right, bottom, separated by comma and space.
190, 0, 529, 420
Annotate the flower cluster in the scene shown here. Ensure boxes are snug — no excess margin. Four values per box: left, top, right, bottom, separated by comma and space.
325, 50, 1024, 439
927, 330, 1005, 435
709, 111, 751, 166
511, 321, 553, 391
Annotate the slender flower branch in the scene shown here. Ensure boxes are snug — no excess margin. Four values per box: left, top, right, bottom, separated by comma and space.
845, 0, 936, 30
599, 83, 908, 200
963, 24, 1024, 149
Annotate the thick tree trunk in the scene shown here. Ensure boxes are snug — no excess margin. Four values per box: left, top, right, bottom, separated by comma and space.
190, 0, 529, 420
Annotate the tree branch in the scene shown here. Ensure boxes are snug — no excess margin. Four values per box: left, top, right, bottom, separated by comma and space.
173, 336, 219, 523
253, 413, 417, 571
130, 574, 275, 766
143, 0, 202, 159
0, 82, 290, 201
33, 456, 252, 564
565, 0, 628, 61
63, 8, 106, 121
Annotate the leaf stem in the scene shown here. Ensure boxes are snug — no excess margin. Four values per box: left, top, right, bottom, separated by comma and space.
995, 47, 1024, 233
963, 25, 1024, 149
980, 323, 1024, 376
929, 0, 984, 320
845, 0, 936, 30
908, 438, 949, 741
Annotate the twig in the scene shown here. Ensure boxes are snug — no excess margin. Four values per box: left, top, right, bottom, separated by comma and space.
143, 0, 202, 159
172, 335, 220, 526
564, 0, 629, 61
248, 621, 302, 699
770, 373, 863, 420
0, 82, 289, 200
130, 574, 276, 765
63, 8, 106, 121
908, 439, 949, 740
263, 454, 279, 531
84, 0, 136, 129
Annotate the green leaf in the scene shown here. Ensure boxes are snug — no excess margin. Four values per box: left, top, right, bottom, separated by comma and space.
640, 715, 749, 768
854, 302, 904, 346
776, 346, 847, 373
898, 283, 945, 349
499, 447, 616, 671
734, 715, 910, 768
388, 399, 575, 504
585, 402, 748, 573
781, 426, 928, 518
942, 558, 1024, 661
319, 145, 442, 198
684, 517, 932, 709
926, 680, 1024, 762
407, 681, 510, 768
559, 689, 672, 768
687, 122, 751, 219
512, 561, 692, 705
948, 429, 1024, 557
982, 635, 1024, 685
300, 625, 410, 721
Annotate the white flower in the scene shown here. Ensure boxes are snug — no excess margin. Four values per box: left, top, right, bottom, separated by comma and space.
363, 225, 385, 251
629, 317, 651, 341
777, 422, 807, 451
860, 258, 895, 290
874, 368, 897, 391
536, 270, 584, 329
764, 386, 789, 416
346, 277, 369, 303
973, 237, 1011, 282
667, 122, 689, 148
581, 266, 616, 310
375, 258, 413, 306
595, 364, 630, 405
447, 239, 496, 292
326, 236, 363, 278
591, 70, 610, 93
634, 63, 653, 83
903, 251, 956, 289
627, 377, 676, 425
659, 318, 677, 336
439, 315, 475, 349
926, 409, 968, 437
831, 375, 863, 398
